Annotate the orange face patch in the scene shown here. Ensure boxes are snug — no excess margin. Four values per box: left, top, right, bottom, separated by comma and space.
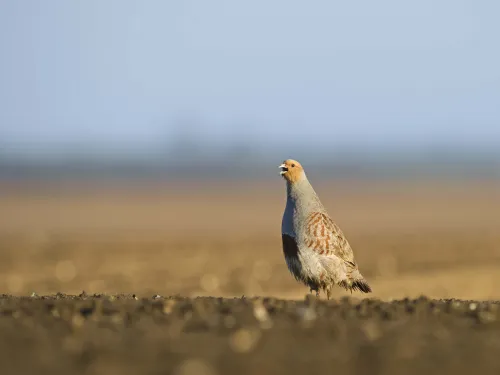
280, 159, 305, 184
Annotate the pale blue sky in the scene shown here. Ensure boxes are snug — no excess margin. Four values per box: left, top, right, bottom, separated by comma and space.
0, 0, 499, 157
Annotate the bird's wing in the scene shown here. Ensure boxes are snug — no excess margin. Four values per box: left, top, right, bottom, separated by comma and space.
303, 211, 357, 267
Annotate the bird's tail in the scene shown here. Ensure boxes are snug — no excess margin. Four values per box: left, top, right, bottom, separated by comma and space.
340, 269, 372, 293
339, 279, 372, 293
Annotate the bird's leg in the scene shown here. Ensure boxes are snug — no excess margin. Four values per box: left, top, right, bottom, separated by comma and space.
326, 287, 331, 300
310, 286, 320, 298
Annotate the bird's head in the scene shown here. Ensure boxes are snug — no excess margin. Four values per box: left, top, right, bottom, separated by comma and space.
279, 159, 305, 183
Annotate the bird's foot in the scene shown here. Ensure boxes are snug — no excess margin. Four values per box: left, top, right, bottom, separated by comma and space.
309, 288, 320, 298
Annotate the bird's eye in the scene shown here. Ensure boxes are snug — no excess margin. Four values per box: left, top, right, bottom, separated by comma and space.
291, 164, 295, 168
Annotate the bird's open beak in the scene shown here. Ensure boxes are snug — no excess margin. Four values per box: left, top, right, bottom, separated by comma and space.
279, 164, 288, 176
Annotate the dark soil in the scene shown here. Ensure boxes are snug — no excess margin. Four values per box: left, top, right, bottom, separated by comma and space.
1, 294, 500, 375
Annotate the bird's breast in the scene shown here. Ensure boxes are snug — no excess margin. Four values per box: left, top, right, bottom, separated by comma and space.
281, 200, 296, 237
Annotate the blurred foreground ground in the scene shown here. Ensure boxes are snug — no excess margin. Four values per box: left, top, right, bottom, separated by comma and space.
0, 177, 499, 300
2, 294, 500, 375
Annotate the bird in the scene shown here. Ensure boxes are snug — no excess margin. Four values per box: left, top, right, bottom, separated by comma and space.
279, 159, 372, 298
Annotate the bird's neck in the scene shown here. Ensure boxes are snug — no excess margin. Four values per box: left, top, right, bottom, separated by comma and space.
286, 177, 322, 209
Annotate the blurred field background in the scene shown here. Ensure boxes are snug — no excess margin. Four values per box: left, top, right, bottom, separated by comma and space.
1, 171, 499, 301
1, 1, 500, 302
